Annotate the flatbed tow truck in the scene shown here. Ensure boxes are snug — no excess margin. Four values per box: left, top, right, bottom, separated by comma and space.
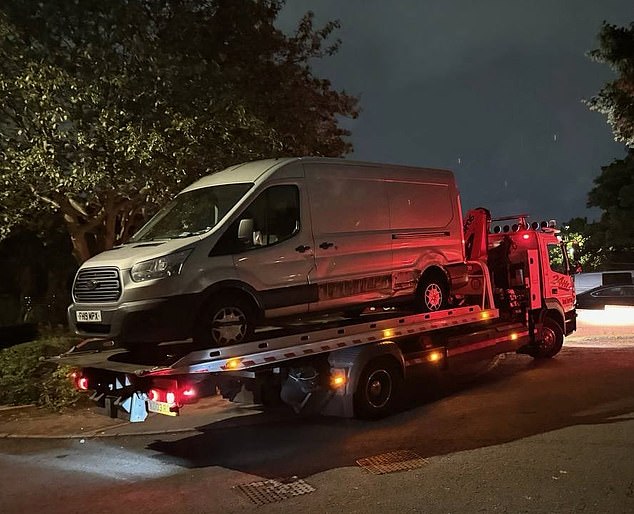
53, 209, 577, 420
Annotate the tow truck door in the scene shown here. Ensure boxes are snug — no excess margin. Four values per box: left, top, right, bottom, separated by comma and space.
542, 240, 575, 313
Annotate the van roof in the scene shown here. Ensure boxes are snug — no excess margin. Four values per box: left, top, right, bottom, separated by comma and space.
182, 157, 454, 193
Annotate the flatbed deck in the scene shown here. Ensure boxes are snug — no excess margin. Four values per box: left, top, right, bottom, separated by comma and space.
53, 304, 499, 376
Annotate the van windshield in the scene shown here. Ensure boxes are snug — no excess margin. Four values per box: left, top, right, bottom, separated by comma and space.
129, 183, 253, 242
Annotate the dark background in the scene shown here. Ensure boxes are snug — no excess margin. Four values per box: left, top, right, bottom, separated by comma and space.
278, 0, 633, 222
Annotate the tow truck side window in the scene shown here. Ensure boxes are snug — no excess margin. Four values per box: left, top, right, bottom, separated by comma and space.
547, 243, 568, 275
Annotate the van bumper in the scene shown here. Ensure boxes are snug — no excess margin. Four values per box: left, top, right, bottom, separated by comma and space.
67, 295, 201, 344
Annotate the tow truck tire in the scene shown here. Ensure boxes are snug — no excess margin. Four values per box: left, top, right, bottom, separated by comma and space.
529, 317, 564, 359
416, 272, 448, 312
195, 293, 256, 347
354, 357, 403, 419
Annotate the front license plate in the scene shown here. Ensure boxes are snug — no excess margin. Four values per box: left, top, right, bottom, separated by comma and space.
76, 310, 102, 322
147, 399, 178, 417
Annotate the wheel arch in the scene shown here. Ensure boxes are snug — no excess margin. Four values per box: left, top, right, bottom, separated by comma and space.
197, 280, 263, 320
329, 341, 406, 395
540, 302, 566, 334
418, 264, 450, 287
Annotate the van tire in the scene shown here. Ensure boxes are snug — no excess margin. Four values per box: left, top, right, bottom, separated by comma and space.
195, 293, 256, 347
416, 272, 448, 312
354, 357, 403, 419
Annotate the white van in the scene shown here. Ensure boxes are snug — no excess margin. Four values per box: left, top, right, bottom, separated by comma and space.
68, 158, 467, 346
574, 270, 634, 294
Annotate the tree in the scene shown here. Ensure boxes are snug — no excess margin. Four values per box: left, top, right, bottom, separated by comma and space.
586, 21, 634, 148
577, 22, 634, 270
586, 151, 634, 268
561, 217, 605, 272
0, 0, 359, 263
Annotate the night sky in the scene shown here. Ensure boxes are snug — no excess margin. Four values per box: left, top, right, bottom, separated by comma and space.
278, 1, 633, 224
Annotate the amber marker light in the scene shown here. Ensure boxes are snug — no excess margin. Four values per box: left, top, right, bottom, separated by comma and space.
510, 333, 519, 340
330, 373, 347, 389
225, 358, 241, 370
481, 311, 490, 319
427, 351, 443, 363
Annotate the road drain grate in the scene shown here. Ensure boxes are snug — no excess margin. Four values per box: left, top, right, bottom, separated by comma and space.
356, 449, 429, 475
235, 477, 316, 505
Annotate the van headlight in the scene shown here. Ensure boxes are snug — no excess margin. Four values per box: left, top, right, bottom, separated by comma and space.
130, 249, 192, 282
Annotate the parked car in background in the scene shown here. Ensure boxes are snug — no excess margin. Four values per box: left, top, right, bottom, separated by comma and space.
576, 284, 634, 310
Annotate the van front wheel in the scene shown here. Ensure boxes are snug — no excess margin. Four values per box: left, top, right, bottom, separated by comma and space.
195, 294, 256, 347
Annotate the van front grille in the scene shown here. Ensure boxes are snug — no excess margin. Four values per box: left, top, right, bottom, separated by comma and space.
73, 268, 121, 303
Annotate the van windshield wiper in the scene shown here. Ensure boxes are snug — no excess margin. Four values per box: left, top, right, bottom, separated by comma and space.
174, 227, 212, 238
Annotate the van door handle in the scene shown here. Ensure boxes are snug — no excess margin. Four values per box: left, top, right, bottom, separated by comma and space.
319, 241, 334, 249
295, 244, 311, 253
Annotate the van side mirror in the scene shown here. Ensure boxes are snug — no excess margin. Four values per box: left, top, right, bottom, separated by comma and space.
238, 218, 254, 242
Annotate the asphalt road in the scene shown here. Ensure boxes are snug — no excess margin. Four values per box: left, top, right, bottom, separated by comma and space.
1, 315, 633, 513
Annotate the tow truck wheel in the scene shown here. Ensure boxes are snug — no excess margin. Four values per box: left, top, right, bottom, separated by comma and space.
529, 317, 564, 359
354, 358, 403, 419
416, 272, 448, 312
195, 294, 256, 347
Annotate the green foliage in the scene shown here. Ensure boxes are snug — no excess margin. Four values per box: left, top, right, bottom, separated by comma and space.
0, 335, 81, 411
562, 217, 605, 271
587, 151, 634, 267
563, 152, 634, 270
586, 22, 634, 148
0, 0, 359, 263
583, 22, 634, 268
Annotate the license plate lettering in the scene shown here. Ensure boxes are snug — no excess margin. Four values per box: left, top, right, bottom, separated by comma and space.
76, 310, 102, 322
147, 399, 178, 417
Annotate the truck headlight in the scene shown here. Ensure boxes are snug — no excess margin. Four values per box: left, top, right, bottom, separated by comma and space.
130, 249, 192, 282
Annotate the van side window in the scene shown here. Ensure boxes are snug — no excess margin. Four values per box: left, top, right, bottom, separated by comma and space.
211, 185, 300, 255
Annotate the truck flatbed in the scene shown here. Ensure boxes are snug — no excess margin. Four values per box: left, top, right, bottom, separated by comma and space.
54, 304, 498, 376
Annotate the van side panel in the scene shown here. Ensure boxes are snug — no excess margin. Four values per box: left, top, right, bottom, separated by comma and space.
303, 161, 464, 312
389, 174, 464, 284
388, 181, 453, 230
304, 163, 393, 308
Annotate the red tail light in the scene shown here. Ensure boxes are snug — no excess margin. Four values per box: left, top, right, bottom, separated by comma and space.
148, 389, 160, 402
77, 377, 89, 390
181, 387, 197, 398
166, 391, 176, 405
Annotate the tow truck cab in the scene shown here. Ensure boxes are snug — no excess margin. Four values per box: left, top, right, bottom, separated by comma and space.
462, 208, 576, 337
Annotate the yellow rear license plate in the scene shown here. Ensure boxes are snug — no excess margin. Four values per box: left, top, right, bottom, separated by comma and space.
147, 399, 178, 416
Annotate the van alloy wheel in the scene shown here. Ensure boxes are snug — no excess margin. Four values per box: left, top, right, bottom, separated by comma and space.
196, 294, 256, 347
417, 273, 448, 312
424, 283, 443, 311
211, 306, 248, 345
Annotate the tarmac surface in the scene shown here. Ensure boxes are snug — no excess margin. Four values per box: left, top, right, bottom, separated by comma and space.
0, 395, 265, 439
1, 308, 631, 439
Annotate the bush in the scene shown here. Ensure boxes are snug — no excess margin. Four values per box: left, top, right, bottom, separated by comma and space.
0, 334, 82, 411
